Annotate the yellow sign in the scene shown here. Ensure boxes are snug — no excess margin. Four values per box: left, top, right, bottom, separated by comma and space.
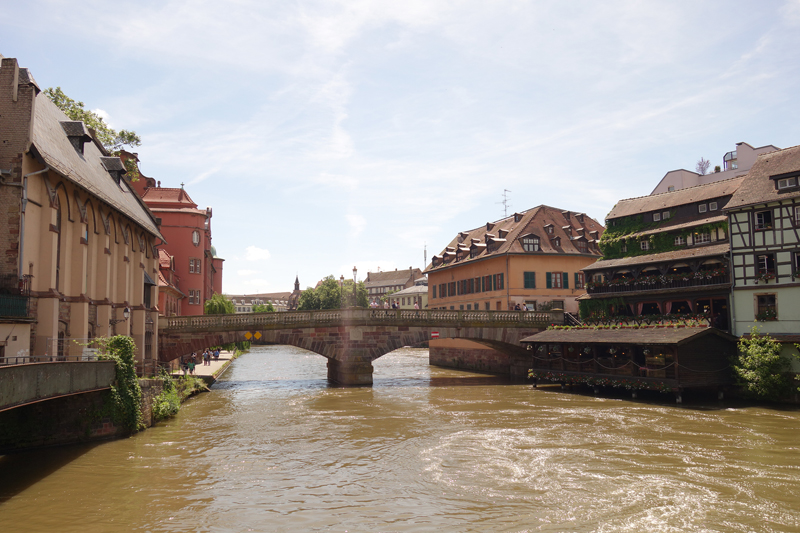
254, 332, 262, 340
244, 332, 252, 340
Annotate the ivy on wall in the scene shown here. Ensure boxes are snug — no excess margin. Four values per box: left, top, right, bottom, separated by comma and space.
598, 214, 727, 260
97, 335, 144, 432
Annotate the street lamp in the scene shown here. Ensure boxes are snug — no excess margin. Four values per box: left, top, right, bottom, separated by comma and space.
353, 266, 357, 307
110, 306, 130, 326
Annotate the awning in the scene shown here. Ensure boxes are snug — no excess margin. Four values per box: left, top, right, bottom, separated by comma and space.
521, 327, 735, 346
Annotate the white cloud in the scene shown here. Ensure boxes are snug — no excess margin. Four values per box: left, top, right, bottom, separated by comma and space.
244, 246, 271, 261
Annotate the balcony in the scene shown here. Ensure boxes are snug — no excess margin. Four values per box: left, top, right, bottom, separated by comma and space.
0, 294, 29, 317
587, 271, 729, 295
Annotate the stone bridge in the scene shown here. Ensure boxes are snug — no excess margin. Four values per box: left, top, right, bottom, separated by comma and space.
159, 308, 562, 385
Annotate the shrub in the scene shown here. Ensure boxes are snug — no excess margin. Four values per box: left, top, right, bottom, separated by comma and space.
734, 326, 794, 401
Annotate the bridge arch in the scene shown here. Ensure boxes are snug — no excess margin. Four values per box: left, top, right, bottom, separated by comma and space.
159, 308, 559, 385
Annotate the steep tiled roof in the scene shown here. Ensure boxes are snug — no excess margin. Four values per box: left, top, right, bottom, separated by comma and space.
141, 187, 197, 207
607, 177, 745, 220
426, 205, 603, 273
726, 144, 800, 210
364, 268, 423, 285
158, 249, 172, 269
626, 214, 727, 239
30, 95, 163, 239
582, 242, 729, 271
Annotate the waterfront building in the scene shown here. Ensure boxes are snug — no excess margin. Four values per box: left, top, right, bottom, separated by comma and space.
364, 268, 424, 305
724, 145, 800, 349
424, 205, 603, 374
581, 177, 743, 331
426, 206, 604, 314
651, 141, 779, 195
386, 278, 428, 309
227, 276, 303, 312
129, 175, 223, 316
0, 57, 162, 362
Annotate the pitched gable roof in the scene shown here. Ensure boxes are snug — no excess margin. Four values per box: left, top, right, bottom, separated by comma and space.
607, 177, 745, 220
426, 205, 604, 273
726, 144, 800, 210
30, 92, 163, 239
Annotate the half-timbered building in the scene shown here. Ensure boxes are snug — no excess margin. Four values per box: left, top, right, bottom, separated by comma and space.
581, 177, 744, 331
725, 144, 800, 339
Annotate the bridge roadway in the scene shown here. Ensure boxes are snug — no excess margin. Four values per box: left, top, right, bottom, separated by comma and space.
159, 308, 563, 385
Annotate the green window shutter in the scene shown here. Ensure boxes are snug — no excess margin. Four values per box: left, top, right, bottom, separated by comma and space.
546, 272, 552, 288
524, 272, 536, 289
563, 272, 569, 289
574, 272, 579, 288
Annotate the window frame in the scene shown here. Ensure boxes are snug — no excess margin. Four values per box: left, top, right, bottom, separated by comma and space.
698, 204, 707, 214
755, 210, 773, 231
652, 212, 661, 222
522, 235, 540, 252
523, 271, 536, 289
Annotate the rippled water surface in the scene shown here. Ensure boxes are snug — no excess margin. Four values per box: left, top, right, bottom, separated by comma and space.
1, 345, 799, 532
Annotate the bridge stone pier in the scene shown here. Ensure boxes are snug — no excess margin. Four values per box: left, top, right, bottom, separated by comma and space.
159, 308, 561, 386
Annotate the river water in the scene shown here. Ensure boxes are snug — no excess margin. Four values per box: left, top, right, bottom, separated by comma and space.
1, 345, 799, 532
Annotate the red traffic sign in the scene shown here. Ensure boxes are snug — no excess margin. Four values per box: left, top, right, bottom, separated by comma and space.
431, 331, 439, 338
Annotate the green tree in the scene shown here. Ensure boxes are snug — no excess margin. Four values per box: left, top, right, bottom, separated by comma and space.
296, 276, 368, 310
252, 302, 275, 313
734, 326, 795, 401
44, 87, 142, 179
205, 293, 235, 315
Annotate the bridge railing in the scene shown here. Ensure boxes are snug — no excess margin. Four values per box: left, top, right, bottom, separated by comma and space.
160, 308, 561, 332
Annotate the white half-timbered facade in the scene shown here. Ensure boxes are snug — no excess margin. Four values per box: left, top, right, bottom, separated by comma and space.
725, 144, 800, 340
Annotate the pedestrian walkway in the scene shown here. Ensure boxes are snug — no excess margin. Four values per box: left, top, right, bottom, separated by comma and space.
172, 350, 236, 384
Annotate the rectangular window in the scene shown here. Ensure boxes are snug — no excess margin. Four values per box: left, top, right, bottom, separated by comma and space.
698, 204, 707, 213
757, 254, 776, 275
475, 277, 481, 293
497, 273, 504, 290
694, 232, 711, 244
551, 272, 563, 289
449, 282, 456, 296
663, 211, 670, 220
653, 212, 661, 222
756, 294, 777, 320
795, 206, 800, 224
668, 186, 675, 192
576, 240, 588, 253
640, 240, 650, 250
778, 177, 797, 189
795, 251, 800, 275
755, 210, 773, 230
189, 259, 194, 274
524, 272, 536, 289
674, 235, 686, 246
485, 302, 490, 310
709, 201, 718, 211
432, 285, 437, 299
466, 304, 472, 310
574, 272, 585, 289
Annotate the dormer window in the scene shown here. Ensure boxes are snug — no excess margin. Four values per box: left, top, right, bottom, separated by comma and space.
552, 237, 561, 247
60, 121, 92, 155
777, 177, 798, 189
544, 224, 554, 235
498, 228, 509, 239
575, 240, 588, 253
100, 157, 127, 185
653, 212, 661, 222
562, 226, 572, 235
513, 213, 523, 222
521, 235, 540, 252
486, 222, 495, 231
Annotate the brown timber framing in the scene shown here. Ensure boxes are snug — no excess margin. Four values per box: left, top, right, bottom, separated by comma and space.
730, 197, 800, 287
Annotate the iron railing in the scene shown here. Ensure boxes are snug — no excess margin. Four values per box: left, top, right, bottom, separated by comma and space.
587, 273, 729, 294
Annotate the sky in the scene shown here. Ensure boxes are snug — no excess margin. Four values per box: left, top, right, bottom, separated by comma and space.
3, 0, 800, 295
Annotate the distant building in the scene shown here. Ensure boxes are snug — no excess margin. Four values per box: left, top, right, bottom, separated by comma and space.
228, 276, 303, 313
725, 144, 800, 346
386, 278, 428, 309
426, 206, 604, 314
364, 268, 424, 305
651, 142, 779, 195
0, 57, 162, 362
582, 177, 744, 331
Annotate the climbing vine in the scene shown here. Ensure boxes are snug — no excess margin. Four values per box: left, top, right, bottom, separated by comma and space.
598, 214, 727, 260
97, 335, 144, 432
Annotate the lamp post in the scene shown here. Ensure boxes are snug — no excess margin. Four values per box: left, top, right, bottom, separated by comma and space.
339, 275, 344, 309
353, 266, 357, 307
110, 306, 130, 326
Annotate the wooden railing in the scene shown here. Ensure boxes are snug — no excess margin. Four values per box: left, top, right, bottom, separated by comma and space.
160, 308, 562, 333
586, 273, 729, 294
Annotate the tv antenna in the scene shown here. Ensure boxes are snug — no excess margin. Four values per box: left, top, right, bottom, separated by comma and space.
497, 189, 512, 217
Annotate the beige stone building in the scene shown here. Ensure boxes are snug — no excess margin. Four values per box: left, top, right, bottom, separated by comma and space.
0, 58, 163, 363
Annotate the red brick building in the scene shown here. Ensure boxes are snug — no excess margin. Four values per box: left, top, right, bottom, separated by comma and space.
122, 156, 223, 316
